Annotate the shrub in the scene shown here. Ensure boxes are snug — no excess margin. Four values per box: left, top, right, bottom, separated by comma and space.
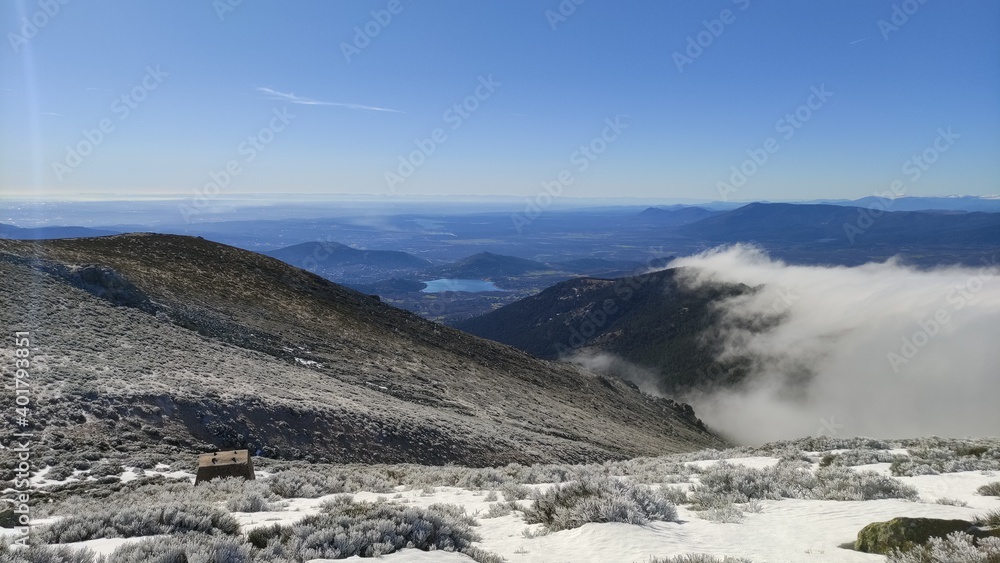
250, 497, 487, 561
483, 501, 519, 518
500, 482, 532, 501
0, 543, 96, 563
886, 532, 1000, 563
37, 503, 240, 543
936, 498, 970, 507
703, 504, 744, 523
692, 461, 917, 505
814, 466, 919, 501
979, 482, 1000, 497
891, 443, 1000, 477
44, 466, 75, 482
104, 534, 254, 563
89, 463, 125, 478
522, 477, 678, 532
226, 491, 272, 513
975, 509, 1000, 528
659, 485, 691, 505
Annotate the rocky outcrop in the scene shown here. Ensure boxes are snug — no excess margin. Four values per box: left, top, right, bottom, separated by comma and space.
855, 517, 997, 554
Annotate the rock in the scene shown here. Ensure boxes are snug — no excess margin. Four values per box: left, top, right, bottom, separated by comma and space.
855, 517, 986, 554
0, 501, 17, 528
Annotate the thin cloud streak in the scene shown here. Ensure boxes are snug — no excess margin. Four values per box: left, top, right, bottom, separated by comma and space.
256, 87, 403, 113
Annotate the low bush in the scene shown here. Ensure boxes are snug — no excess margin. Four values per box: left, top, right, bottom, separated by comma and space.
703, 504, 744, 524
483, 501, 520, 518
692, 461, 917, 505
975, 509, 1000, 528
891, 443, 1000, 477
0, 543, 96, 563
979, 482, 1000, 497
43, 466, 75, 482
523, 477, 678, 532
37, 503, 240, 543
248, 496, 490, 561
936, 498, 970, 507
103, 534, 254, 563
886, 532, 1000, 563
500, 482, 532, 501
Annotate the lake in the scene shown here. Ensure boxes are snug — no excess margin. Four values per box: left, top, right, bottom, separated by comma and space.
421, 279, 503, 293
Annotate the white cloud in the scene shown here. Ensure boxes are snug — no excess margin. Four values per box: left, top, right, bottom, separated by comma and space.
256, 87, 402, 113
665, 244, 1000, 443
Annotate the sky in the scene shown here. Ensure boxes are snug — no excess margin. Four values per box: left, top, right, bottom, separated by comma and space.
2, 0, 999, 202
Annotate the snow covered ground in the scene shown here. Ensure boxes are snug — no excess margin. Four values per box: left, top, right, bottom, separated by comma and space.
6, 442, 1000, 563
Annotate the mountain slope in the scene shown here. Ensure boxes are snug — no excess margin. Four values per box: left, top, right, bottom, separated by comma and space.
0, 234, 725, 467
456, 269, 753, 395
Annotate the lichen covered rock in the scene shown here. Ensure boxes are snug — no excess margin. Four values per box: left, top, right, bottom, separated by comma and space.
856, 517, 982, 554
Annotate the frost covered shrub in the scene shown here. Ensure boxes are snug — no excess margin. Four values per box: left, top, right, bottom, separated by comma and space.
522, 477, 678, 532
0, 543, 96, 563
483, 501, 520, 518
103, 534, 254, 563
226, 491, 272, 513
88, 462, 125, 478
693, 461, 917, 504
695, 461, 818, 502
265, 466, 394, 498
702, 503, 745, 523
37, 502, 240, 543
500, 482, 532, 501
659, 485, 691, 505
827, 449, 901, 467
44, 465, 74, 482
813, 466, 919, 501
248, 497, 484, 561
892, 442, 1000, 476
979, 482, 1000, 497
886, 532, 1000, 563
224, 480, 280, 512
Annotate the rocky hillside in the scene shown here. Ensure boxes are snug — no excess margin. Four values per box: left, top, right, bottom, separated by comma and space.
0, 234, 725, 468
456, 269, 755, 395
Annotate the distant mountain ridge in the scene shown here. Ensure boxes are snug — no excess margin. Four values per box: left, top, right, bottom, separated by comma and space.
428, 251, 550, 278
635, 206, 721, 226
673, 202, 1000, 246
265, 241, 431, 270
0, 223, 119, 240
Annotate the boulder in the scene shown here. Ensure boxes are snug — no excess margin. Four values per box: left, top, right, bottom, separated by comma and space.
855, 517, 987, 554
0, 501, 17, 528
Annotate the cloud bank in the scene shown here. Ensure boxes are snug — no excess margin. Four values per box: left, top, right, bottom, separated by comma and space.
665, 245, 1000, 444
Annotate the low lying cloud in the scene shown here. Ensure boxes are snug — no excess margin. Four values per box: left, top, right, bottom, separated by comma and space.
567, 352, 664, 397
665, 245, 1000, 444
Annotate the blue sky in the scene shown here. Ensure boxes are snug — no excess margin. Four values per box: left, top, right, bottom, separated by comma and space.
2, 0, 998, 201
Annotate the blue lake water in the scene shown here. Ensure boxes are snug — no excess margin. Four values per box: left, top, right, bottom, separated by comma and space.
421, 279, 503, 293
